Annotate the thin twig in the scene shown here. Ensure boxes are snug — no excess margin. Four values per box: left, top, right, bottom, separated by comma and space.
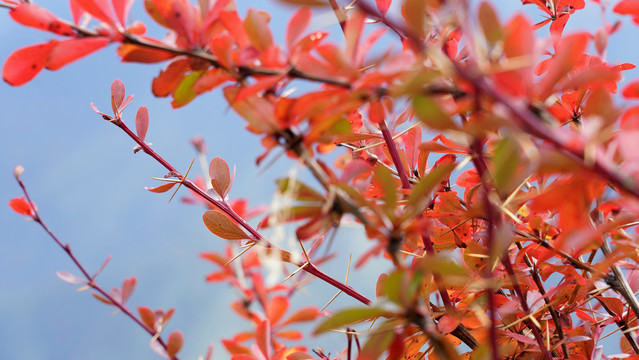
14, 177, 177, 359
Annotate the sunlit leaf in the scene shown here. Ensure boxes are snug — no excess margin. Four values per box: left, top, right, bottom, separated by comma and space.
9, 197, 34, 216
413, 95, 456, 130
314, 306, 389, 334
46, 37, 110, 71
9, 4, 75, 36
202, 210, 250, 240
3, 42, 55, 86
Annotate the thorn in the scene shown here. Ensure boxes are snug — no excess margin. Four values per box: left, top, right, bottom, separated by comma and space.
168, 157, 195, 204
224, 242, 256, 267
281, 262, 309, 283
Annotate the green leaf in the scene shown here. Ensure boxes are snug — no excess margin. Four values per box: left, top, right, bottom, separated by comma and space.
359, 319, 399, 360
416, 254, 469, 277
202, 210, 250, 240
172, 71, 203, 108
314, 307, 389, 335
478, 1, 502, 46
373, 166, 397, 213
492, 137, 519, 194
413, 95, 457, 130
276, 178, 325, 202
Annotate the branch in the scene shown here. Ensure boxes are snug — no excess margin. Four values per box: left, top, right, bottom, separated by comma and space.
470, 141, 553, 360
13, 175, 177, 360
106, 117, 373, 306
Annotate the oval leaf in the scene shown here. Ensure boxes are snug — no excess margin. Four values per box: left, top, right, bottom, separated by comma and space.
138, 306, 157, 330
10, 4, 74, 36
167, 330, 184, 358
9, 197, 34, 216
209, 157, 231, 198
46, 37, 110, 71
136, 106, 149, 141
3, 42, 55, 86
314, 307, 389, 334
202, 210, 250, 240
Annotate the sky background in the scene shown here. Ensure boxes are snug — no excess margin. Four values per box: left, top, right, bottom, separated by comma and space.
1, 1, 639, 359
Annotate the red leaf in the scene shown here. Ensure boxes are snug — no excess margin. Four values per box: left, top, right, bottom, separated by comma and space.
376, 0, 391, 15
9, 4, 74, 36
614, 0, 639, 19
167, 330, 184, 358
121, 277, 136, 305
75, 0, 117, 26
9, 197, 34, 216
136, 106, 150, 141
368, 99, 385, 124
623, 80, 639, 99
202, 210, 250, 240
286, 6, 311, 52
46, 37, 110, 71
209, 157, 231, 198
436, 314, 461, 334
145, 182, 176, 193
3, 42, 55, 86
112, 0, 135, 26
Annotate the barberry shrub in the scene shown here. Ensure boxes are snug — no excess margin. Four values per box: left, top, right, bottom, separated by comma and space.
5, 0, 639, 359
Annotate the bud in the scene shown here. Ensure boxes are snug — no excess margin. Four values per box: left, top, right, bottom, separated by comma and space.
13, 165, 24, 180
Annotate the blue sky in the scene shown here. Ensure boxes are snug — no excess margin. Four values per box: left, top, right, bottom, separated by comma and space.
1, 1, 639, 359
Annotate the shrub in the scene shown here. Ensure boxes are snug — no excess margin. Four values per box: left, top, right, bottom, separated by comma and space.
6, 0, 639, 359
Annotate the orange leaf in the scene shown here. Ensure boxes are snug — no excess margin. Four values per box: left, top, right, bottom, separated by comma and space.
167, 330, 184, 358
145, 182, 176, 193
255, 320, 271, 359
118, 41, 177, 63
3, 42, 55, 86
152, 59, 191, 97
46, 37, 110, 71
202, 210, 250, 240
244, 9, 273, 52
280, 307, 321, 326
9, 4, 74, 36
623, 80, 639, 99
267, 296, 289, 325
9, 197, 34, 216
138, 306, 156, 329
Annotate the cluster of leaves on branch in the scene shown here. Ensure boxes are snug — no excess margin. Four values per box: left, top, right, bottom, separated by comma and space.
7, 0, 639, 359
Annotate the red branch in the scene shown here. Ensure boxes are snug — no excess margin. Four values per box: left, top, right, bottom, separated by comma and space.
14, 177, 177, 360
109, 117, 373, 306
